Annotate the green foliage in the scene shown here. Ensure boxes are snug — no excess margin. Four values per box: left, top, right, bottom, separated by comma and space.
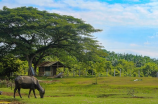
0, 54, 20, 78
14, 60, 28, 75
104, 49, 158, 77
0, 6, 102, 75
142, 62, 158, 77
0, 6, 157, 77
42, 48, 158, 78
0, 54, 28, 77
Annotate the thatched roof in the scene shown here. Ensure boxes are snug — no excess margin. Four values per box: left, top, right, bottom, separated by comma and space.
38, 61, 65, 67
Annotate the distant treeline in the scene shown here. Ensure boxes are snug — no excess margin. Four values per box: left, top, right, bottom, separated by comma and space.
1, 49, 158, 78
104, 49, 158, 66
101, 49, 158, 77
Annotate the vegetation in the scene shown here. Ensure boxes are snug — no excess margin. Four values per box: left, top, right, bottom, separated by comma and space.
42, 49, 158, 78
0, 54, 28, 79
0, 6, 157, 78
0, 6, 102, 75
1, 77, 158, 104
0, 5, 158, 104
103, 50, 158, 77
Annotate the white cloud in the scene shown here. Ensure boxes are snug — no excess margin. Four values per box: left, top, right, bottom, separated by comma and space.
149, 32, 158, 39
1, 0, 158, 27
130, 43, 139, 46
131, 49, 158, 58
1, 0, 158, 58
52, 0, 158, 27
125, 0, 140, 2
144, 41, 150, 45
98, 38, 158, 58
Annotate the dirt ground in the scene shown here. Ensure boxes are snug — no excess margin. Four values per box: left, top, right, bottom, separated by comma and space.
2, 91, 26, 96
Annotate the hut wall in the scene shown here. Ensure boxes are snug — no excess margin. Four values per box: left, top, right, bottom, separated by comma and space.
52, 66, 57, 76
45, 67, 51, 76
39, 67, 44, 76
38, 61, 64, 76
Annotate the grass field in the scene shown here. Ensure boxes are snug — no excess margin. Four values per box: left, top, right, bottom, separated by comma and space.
1, 76, 158, 104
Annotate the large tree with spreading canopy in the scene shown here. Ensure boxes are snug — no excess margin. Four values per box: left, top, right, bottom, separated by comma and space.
0, 6, 103, 75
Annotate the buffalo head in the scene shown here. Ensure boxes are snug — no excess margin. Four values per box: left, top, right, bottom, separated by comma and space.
40, 88, 45, 98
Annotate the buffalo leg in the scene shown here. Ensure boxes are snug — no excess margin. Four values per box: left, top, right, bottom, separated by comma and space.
33, 89, 37, 98
18, 88, 22, 98
28, 89, 32, 98
14, 87, 17, 98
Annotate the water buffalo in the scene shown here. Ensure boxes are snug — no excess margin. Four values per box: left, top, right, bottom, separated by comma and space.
14, 76, 45, 98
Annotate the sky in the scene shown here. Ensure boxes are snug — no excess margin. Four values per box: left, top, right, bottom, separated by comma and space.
0, 0, 158, 58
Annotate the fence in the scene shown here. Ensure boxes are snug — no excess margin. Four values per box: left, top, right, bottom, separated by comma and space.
49, 69, 158, 78
0, 79, 15, 90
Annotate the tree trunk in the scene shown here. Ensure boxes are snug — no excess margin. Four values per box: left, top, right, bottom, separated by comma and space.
27, 57, 34, 76
34, 66, 37, 73
114, 69, 115, 77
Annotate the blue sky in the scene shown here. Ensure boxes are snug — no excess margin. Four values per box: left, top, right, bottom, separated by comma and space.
0, 0, 158, 58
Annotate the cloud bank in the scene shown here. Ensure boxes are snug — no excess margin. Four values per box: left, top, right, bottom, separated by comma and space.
1, 0, 158, 58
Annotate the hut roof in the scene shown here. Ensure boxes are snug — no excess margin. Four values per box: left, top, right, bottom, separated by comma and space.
38, 61, 65, 67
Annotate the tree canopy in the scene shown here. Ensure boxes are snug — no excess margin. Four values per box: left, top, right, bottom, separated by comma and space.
0, 54, 22, 78
0, 6, 103, 75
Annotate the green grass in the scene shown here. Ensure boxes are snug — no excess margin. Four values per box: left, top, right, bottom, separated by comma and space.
1, 77, 158, 103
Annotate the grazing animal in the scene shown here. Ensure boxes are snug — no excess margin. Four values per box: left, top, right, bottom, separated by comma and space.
14, 76, 45, 98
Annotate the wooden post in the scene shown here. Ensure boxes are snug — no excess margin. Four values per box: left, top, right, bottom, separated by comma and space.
44, 67, 45, 76
57, 62, 58, 75
11, 82, 12, 90
106, 69, 108, 77
114, 69, 115, 77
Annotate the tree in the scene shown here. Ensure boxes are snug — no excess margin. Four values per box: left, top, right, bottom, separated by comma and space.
0, 6, 102, 75
142, 62, 158, 77
93, 57, 106, 84
0, 54, 21, 78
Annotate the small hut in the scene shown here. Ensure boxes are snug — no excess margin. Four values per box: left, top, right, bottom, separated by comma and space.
38, 61, 65, 76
